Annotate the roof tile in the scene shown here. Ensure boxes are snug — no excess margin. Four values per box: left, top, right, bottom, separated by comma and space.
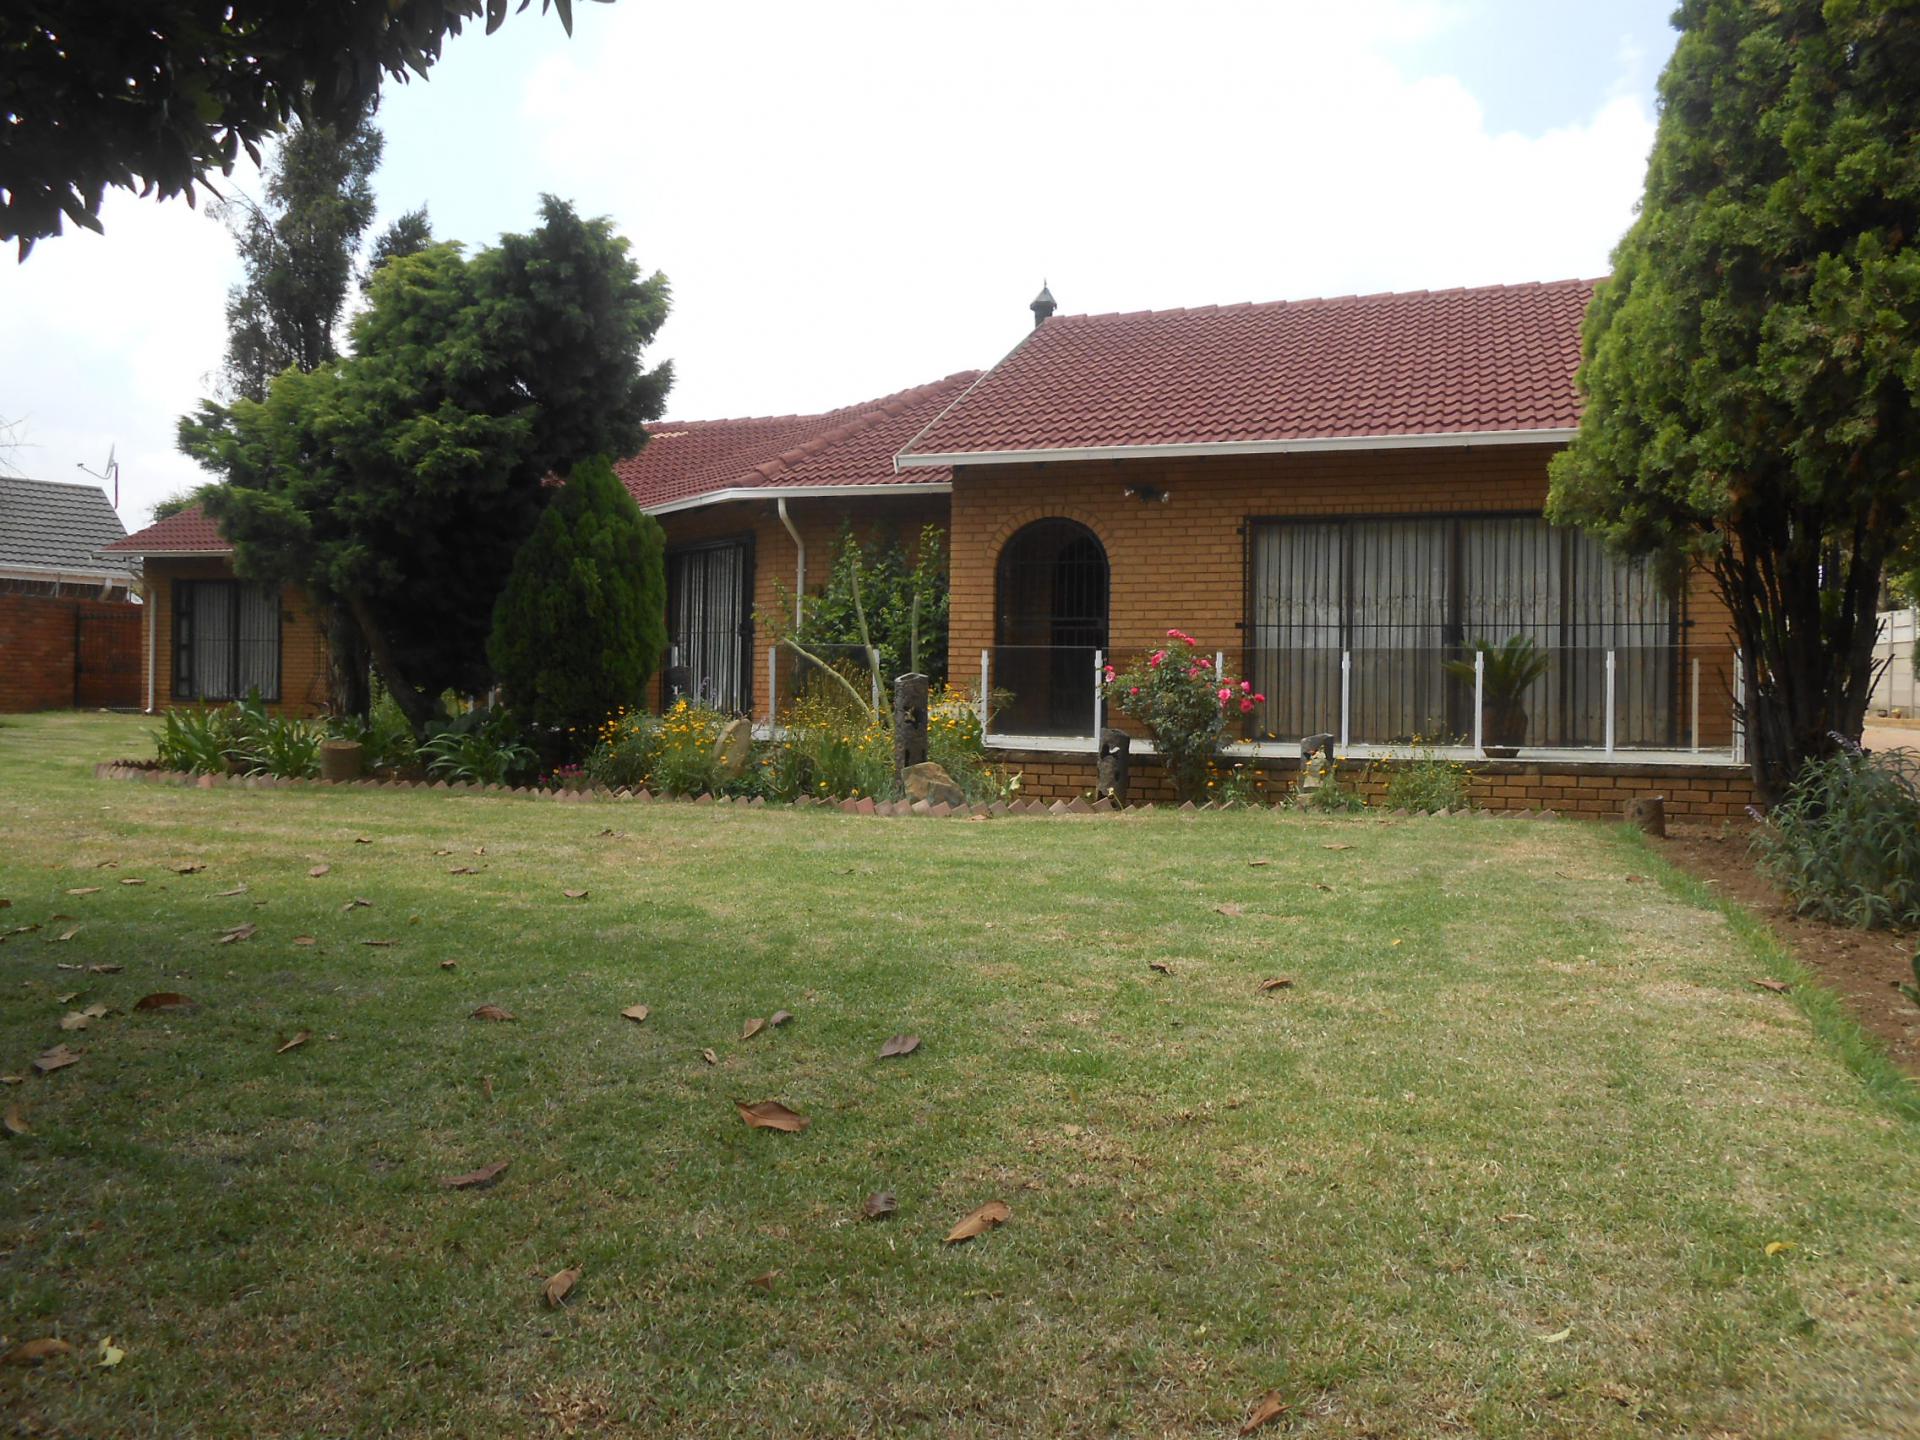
0, 476, 133, 577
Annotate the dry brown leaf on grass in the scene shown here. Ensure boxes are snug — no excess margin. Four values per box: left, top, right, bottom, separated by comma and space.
33, 1045, 80, 1074
472, 1005, 516, 1023
944, 1200, 1010, 1244
1239, 1391, 1288, 1434
769, 1010, 793, 1027
65, 886, 101, 896
134, 992, 193, 1011
2, 1337, 73, 1367
740, 1018, 766, 1041
54, 926, 81, 942
119, 878, 145, 887
878, 1034, 920, 1059
434, 848, 452, 857
448, 865, 482, 876
171, 862, 205, 875
1214, 903, 1245, 918
620, 1004, 650, 1024
562, 888, 589, 900
734, 1099, 809, 1133
276, 1031, 310, 1055
293, 935, 317, 947
748, 1270, 778, 1291
215, 884, 248, 897
3, 1103, 29, 1137
308, 865, 331, 879
362, 938, 396, 948
1313, 882, 1333, 892
1149, 961, 1174, 975
1247, 858, 1270, 868
862, 1191, 898, 1220
216, 923, 256, 944
701, 1048, 718, 1065
1749, 978, 1792, 994
354, 836, 372, 845
87, 963, 121, 974
97, 1336, 124, 1368
439, 1159, 510, 1190
1322, 842, 1353, 852
343, 897, 372, 912
1258, 977, 1295, 992
57, 1010, 95, 1031
440, 959, 458, 970
543, 1266, 581, 1307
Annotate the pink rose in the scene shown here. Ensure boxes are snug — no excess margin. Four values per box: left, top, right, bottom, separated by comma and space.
1129, 686, 1139, 695
1240, 680, 1252, 692
1254, 693, 1266, 703
1240, 699, 1255, 713
1149, 650, 1165, 666
1217, 687, 1232, 703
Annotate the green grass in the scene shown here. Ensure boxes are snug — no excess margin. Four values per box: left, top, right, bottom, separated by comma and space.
2, 712, 1916, 1438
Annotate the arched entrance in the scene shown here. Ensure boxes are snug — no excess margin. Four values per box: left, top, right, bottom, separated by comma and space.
995, 519, 1109, 735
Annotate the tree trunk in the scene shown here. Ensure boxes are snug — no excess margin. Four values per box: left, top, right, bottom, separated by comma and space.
321, 602, 371, 720
344, 592, 441, 735
1718, 501, 1889, 806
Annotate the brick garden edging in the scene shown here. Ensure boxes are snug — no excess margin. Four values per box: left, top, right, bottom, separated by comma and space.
93, 760, 1570, 821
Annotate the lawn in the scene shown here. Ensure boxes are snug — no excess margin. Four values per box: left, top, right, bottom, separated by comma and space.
1, 712, 1916, 1439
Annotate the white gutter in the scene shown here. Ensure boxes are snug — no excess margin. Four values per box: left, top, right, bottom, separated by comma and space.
0, 561, 136, 587
640, 480, 951, 518
894, 426, 1578, 470
141, 576, 157, 712
775, 496, 806, 626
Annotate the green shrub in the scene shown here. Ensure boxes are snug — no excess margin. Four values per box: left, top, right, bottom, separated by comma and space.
156, 706, 230, 774
329, 691, 418, 773
646, 700, 728, 797
1383, 739, 1472, 813
790, 523, 950, 685
925, 683, 1014, 803
487, 456, 668, 751
419, 709, 536, 786
1753, 739, 1920, 929
771, 692, 893, 802
584, 709, 658, 791
155, 692, 324, 778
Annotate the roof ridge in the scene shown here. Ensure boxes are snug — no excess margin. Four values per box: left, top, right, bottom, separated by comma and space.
737, 373, 979, 486
1051, 276, 1603, 327
650, 371, 979, 433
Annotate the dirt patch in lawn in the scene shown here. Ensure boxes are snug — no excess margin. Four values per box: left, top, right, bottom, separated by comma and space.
1656, 825, 1920, 1076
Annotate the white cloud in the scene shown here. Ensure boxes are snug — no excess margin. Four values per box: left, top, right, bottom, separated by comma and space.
0, 188, 244, 529
517, 0, 1655, 422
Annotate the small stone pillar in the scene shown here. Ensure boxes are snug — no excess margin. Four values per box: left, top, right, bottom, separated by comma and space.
1097, 727, 1131, 804
1297, 732, 1335, 794
1623, 794, 1666, 837
318, 738, 363, 783
893, 672, 929, 780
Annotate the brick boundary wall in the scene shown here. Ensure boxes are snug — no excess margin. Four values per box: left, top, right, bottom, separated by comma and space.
92, 759, 1750, 825
0, 592, 142, 712
986, 749, 1759, 822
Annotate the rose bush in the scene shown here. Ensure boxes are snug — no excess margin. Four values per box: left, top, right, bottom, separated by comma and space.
1103, 629, 1263, 801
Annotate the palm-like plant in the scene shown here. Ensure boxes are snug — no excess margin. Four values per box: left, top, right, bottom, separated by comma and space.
1443, 635, 1550, 750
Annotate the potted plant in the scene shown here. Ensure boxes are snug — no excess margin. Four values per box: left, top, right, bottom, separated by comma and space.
1444, 635, 1549, 758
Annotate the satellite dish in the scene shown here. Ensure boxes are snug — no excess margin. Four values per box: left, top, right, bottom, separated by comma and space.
77, 443, 120, 510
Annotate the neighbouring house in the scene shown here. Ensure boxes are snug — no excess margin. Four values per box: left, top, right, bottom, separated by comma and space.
101, 504, 332, 716
0, 476, 141, 711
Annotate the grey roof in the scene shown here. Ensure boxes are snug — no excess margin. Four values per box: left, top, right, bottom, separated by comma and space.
0, 476, 134, 582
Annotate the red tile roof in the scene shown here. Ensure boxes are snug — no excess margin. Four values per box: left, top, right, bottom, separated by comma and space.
617, 373, 979, 512
104, 502, 231, 555
896, 279, 1599, 464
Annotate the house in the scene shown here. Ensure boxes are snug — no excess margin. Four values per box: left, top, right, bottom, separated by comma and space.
101, 504, 332, 715
106, 275, 1758, 818
0, 476, 141, 711
882, 280, 1749, 815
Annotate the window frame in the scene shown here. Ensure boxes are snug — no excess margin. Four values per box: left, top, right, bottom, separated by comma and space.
171, 578, 283, 704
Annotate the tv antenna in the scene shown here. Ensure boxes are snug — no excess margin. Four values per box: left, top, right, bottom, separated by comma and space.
77, 444, 119, 510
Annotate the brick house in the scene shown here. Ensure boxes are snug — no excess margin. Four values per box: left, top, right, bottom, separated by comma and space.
101, 505, 331, 716
0, 476, 141, 711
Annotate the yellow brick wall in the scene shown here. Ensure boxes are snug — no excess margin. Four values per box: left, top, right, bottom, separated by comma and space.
948, 445, 1741, 745
141, 557, 331, 716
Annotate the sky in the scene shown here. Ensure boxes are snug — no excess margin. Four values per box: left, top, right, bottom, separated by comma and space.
0, 0, 1681, 532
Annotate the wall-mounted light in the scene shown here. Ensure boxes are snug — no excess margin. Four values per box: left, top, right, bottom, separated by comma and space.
1124, 483, 1170, 504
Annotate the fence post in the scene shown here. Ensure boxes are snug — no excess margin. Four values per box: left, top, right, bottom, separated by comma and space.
1732, 650, 1746, 764
1093, 649, 1105, 739
1339, 651, 1351, 751
1690, 657, 1700, 754
1214, 650, 1224, 684
979, 649, 991, 737
1604, 649, 1617, 756
1472, 650, 1484, 754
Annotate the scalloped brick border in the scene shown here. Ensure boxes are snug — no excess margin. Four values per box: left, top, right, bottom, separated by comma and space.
91, 760, 1563, 822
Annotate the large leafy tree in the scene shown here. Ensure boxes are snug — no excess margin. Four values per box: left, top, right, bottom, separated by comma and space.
0, 0, 591, 257
488, 456, 668, 742
1548, 0, 1920, 801
179, 197, 671, 732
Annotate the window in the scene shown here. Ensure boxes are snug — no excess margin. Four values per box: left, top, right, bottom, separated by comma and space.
173, 580, 282, 702
667, 539, 753, 713
1247, 515, 1676, 746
